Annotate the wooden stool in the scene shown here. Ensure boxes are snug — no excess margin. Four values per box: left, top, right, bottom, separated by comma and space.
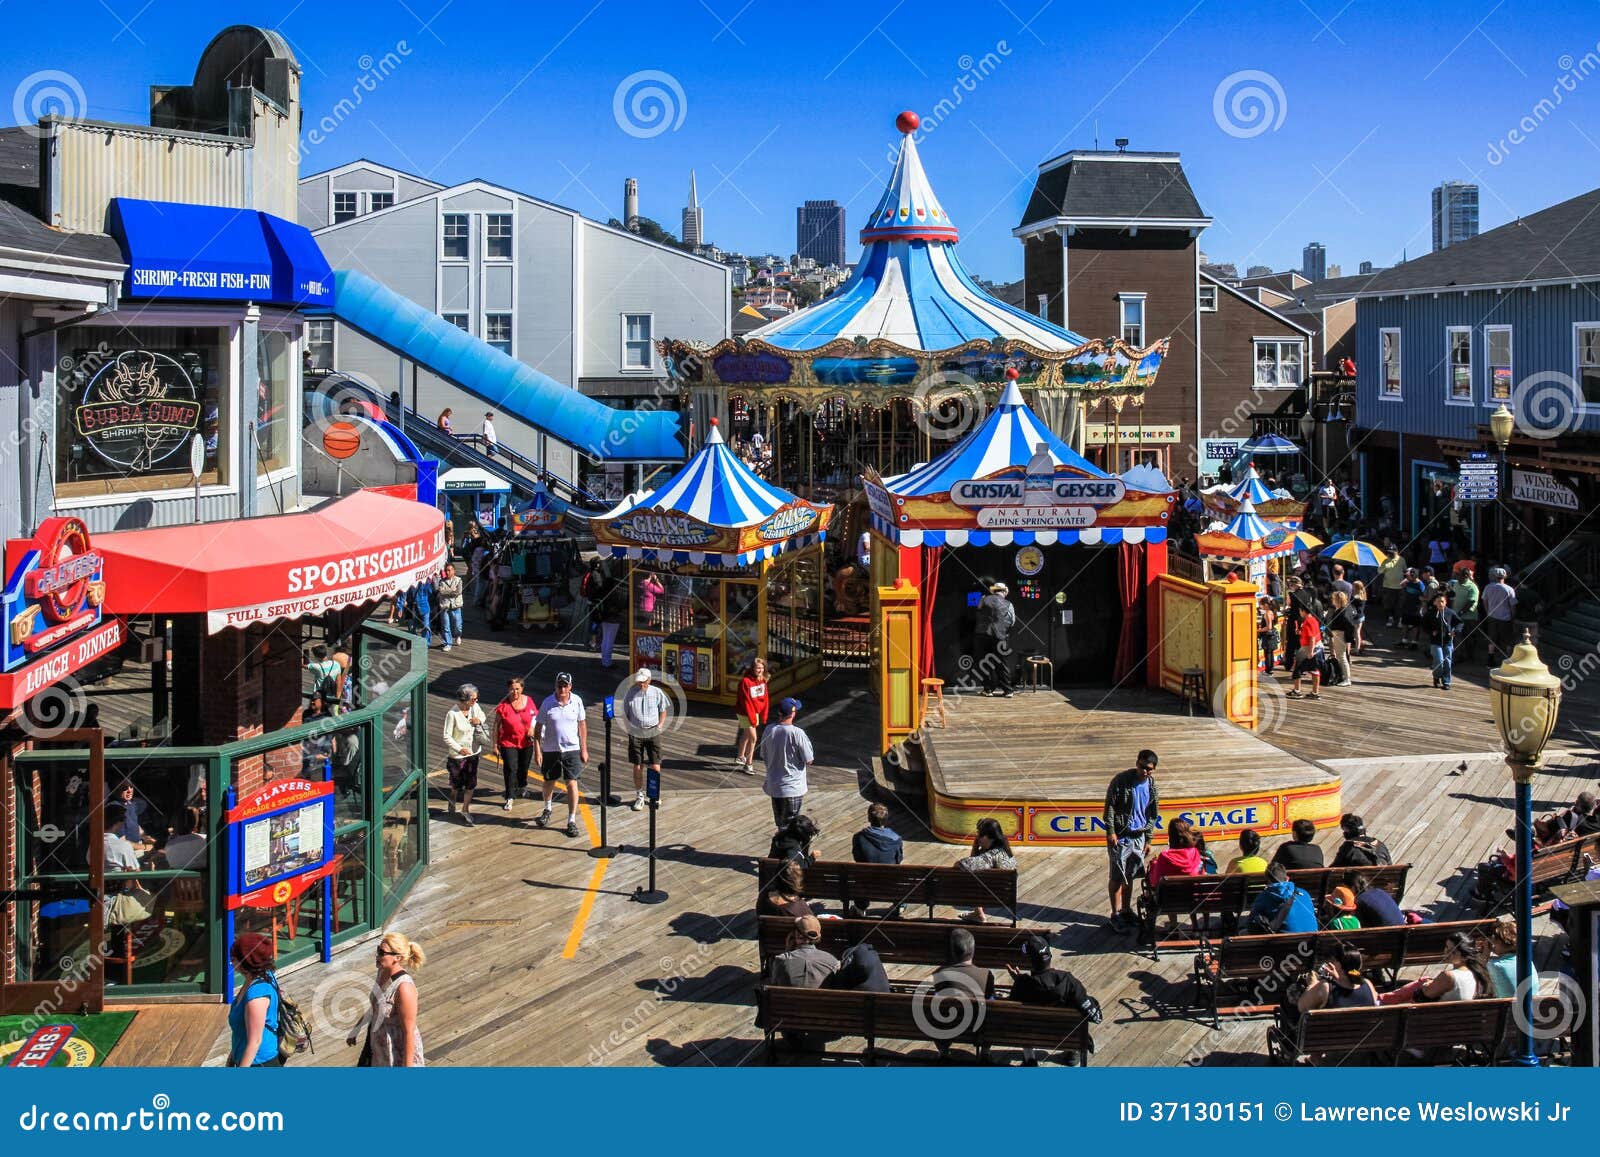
1025, 655, 1054, 692
1180, 667, 1208, 716
918, 677, 947, 728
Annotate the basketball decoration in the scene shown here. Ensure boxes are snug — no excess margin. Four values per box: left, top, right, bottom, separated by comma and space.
322, 421, 361, 460
896, 110, 920, 133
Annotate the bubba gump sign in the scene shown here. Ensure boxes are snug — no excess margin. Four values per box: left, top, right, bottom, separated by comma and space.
0, 517, 124, 711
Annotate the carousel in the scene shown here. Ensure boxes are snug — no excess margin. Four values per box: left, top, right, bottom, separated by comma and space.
659, 111, 1169, 501
862, 372, 1175, 688
590, 421, 833, 704
1193, 496, 1295, 591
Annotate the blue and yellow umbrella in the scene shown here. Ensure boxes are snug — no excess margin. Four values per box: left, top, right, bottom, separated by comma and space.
1319, 539, 1388, 568
1291, 530, 1323, 552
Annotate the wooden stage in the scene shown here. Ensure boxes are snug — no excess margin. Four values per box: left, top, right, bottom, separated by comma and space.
921, 688, 1341, 846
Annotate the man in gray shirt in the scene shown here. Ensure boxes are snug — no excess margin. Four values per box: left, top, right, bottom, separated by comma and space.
764, 915, 838, 988
1480, 567, 1518, 662
623, 667, 671, 812
760, 697, 814, 828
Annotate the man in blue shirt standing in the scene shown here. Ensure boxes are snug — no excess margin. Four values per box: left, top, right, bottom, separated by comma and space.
1102, 750, 1160, 931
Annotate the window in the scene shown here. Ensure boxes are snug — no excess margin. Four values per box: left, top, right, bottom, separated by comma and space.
1446, 327, 1472, 402
333, 192, 358, 223
368, 191, 394, 213
1253, 339, 1304, 389
305, 318, 335, 371
1198, 284, 1218, 311
55, 323, 230, 497
485, 214, 513, 260
622, 313, 653, 370
256, 330, 292, 473
1579, 324, 1600, 407
1486, 325, 1512, 402
485, 313, 512, 354
1380, 328, 1402, 398
442, 213, 470, 260
442, 313, 469, 332
1119, 294, 1145, 346
1035, 293, 1049, 318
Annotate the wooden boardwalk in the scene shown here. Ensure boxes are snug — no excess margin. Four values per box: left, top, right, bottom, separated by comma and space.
194, 605, 1598, 1067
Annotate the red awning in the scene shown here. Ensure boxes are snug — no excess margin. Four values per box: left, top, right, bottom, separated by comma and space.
96, 490, 446, 633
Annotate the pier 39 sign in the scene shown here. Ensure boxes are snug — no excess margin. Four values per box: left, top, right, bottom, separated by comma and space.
951, 473, 1125, 530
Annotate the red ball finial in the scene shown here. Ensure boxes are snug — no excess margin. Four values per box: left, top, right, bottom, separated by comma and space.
896, 110, 920, 134
1004, 366, 1020, 381
710, 417, 720, 426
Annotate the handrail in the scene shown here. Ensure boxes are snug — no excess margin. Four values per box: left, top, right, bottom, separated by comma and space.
1515, 531, 1600, 619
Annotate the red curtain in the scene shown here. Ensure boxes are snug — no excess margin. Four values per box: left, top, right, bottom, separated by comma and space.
1112, 541, 1146, 685
919, 545, 942, 681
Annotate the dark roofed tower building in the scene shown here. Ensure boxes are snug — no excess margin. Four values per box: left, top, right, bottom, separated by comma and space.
796, 199, 846, 268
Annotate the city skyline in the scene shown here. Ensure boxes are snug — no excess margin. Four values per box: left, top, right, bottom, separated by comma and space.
3, 2, 1598, 282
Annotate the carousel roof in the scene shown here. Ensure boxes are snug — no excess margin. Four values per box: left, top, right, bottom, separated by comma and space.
748, 114, 1091, 354
1195, 497, 1294, 562
1220, 499, 1283, 543
595, 422, 829, 566
1228, 464, 1275, 505
885, 380, 1109, 498
512, 484, 566, 536
608, 422, 796, 526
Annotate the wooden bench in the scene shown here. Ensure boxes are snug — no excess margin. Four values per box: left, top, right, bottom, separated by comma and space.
756, 916, 1046, 971
756, 985, 1093, 1065
1267, 998, 1510, 1066
1479, 832, 1600, 914
756, 858, 1020, 925
1194, 917, 1500, 1026
1138, 864, 1410, 958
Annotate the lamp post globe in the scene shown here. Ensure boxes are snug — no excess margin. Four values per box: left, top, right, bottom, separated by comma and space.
1489, 403, 1515, 451
1489, 631, 1563, 1067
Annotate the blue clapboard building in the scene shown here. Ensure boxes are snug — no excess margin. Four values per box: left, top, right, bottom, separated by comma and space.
1351, 187, 1600, 560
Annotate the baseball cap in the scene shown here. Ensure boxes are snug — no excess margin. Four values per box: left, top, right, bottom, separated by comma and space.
634, 667, 651, 682
555, 672, 573, 686
793, 914, 822, 943
779, 697, 802, 715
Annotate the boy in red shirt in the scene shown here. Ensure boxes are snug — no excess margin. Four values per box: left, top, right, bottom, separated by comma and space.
1286, 612, 1324, 700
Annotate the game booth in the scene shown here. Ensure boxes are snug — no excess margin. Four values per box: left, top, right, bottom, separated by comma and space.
1201, 463, 1307, 529
1193, 497, 1296, 593
500, 486, 581, 631
1, 491, 445, 1007
590, 421, 833, 705
862, 374, 1176, 700
439, 466, 513, 538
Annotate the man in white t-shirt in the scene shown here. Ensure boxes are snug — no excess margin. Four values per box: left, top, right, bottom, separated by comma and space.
623, 667, 671, 812
481, 411, 498, 458
533, 672, 588, 837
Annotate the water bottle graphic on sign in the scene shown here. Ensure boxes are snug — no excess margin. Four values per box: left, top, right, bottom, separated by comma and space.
1024, 443, 1053, 507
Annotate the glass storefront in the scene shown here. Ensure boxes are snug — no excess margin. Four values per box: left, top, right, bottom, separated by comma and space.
8, 622, 429, 997
256, 329, 293, 473
56, 324, 230, 497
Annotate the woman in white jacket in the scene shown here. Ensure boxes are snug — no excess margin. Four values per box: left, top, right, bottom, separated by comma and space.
442, 684, 486, 825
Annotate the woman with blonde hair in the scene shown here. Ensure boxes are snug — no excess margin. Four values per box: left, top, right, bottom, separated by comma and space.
1325, 590, 1359, 687
348, 932, 427, 1066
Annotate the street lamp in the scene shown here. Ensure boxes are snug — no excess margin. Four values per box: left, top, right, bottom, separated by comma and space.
1489, 631, 1563, 1067
1490, 403, 1514, 560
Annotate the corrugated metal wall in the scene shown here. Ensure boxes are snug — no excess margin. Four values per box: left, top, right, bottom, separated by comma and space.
51, 122, 250, 233
0, 300, 23, 541
1355, 284, 1600, 438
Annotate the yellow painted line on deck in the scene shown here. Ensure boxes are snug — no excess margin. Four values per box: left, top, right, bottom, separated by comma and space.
449, 754, 611, 960
561, 800, 609, 959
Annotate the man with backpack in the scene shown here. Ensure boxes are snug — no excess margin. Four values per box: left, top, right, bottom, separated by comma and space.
1246, 863, 1318, 934
1331, 813, 1392, 868
305, 645, 343, 707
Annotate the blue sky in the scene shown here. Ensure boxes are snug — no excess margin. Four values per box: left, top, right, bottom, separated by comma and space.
5, 0, 1600, 280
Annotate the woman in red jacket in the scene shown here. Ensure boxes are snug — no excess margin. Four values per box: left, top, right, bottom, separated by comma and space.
1146, 817, 1205, 888
734, 657, 769, 775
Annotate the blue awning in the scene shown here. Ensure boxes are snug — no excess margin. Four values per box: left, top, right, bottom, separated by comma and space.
260, 211, 333, 306
109, 198, 332, 307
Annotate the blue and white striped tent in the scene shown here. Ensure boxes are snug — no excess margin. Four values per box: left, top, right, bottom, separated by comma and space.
593, 423, 828, 566
867, 381, 1170, 547
512, 484, 566, 537
1196, 498, 1294, 563
1228, 464, 1275, 506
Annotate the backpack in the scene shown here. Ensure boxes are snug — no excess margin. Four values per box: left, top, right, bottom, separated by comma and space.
268, 976, 314, 1058
312, 662, 340, 703
1343, 835, 1392, 867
